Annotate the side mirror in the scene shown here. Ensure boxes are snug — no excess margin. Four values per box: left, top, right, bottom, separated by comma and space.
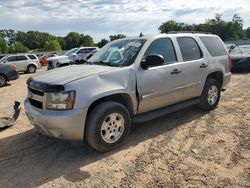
141, 54, 164, 69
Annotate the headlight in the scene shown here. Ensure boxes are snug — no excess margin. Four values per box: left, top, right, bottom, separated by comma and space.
46, 91, 75, 110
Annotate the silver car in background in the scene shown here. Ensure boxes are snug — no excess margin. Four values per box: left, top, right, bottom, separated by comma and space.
0, 54, 41, 73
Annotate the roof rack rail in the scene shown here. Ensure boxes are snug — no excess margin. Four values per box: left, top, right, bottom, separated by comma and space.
167, 31, 211, 34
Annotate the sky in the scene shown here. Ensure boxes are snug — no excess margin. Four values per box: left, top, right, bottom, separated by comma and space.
0, 0, 249, 42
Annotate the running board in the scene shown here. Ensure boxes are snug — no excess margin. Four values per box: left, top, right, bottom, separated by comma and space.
132, 98, 200, 123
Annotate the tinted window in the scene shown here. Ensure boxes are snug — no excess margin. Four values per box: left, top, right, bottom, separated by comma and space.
200, 36, 227, 57
16, 55, 28, 61
177, 37, 202, 61
28, 54, 37, 59
144, 38, 177, 64
7, 56, 16, 62
77, 49, 90, 54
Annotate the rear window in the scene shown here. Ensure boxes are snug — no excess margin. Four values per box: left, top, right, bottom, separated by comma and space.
27, 54, 37, 59
177, 37, 202, 61
200, 36, 227, 57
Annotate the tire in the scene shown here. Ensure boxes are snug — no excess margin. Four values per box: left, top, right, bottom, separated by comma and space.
85, 101, 131, 152
0, 74, 7, 87
198, 79, 221, 110
27, 65, 37, 73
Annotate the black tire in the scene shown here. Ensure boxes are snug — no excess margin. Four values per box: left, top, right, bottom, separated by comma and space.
198, 79, 221, 110
0, 74, 7, 87
85, 101, 131, 152
27, 65, 37, 73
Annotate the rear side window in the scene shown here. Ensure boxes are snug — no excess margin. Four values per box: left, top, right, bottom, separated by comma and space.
27, 54, 37, 59
177, 37, 202, 61
200, 36, 227, 57
144, 38, 177, 64
16, 55, 28, 61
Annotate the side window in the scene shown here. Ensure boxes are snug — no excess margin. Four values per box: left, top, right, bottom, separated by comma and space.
16, 55, 28, 61
7, 56, 17, 62
27, 55, 37, 59
77, 49, 89, 54
177, 37, 202, 61
144, 38, 177, 64
200, 36, 227, 57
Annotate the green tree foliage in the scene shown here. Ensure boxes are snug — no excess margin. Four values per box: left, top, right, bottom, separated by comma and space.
246, 27, 250, 38
97, 38, 109, 48
11, 42, 29, 53
159, 14, 248, 41
44, 40, 62, 51
109, 34, 126, 41
80, 35, 94, 47
0, 40, 8, 54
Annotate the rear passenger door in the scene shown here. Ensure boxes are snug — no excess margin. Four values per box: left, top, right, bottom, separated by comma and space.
176, 37, 208, 101
15, 55, 29, 71
137, 38, 185, 113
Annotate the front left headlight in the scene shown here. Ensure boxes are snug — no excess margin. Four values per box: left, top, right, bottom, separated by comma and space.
46, 91, 75, 110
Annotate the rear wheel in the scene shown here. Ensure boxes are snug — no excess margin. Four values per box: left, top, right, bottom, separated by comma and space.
27, 65, 37, 73
85, 102, 131, 152
198, 79, 221, 110
0, 74, 7, 87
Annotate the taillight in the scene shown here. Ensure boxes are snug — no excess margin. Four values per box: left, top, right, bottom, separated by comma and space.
11, 64, 17, 70
228, 55, 232, 71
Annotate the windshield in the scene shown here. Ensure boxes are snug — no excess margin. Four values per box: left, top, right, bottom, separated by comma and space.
0, 56, 8, 62
88, 39, 146, 67
64, 48, 78, 56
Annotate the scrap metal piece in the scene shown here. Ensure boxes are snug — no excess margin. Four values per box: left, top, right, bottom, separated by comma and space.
0, 101, 21, 129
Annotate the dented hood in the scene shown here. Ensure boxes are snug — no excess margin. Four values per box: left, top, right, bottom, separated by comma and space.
30, 65, 117, 86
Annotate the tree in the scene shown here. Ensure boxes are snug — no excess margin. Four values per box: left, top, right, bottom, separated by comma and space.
109, 34, 126, 41
80, 35, 94, 46
158, 14, 246, 41
246, 27, 250, 38
97, 39, 109, 48
44, 40, 61, 51
12, 42, 29, 53
64, 32, 81, 49
0, 40, 8, 54
158, 20, 187, 33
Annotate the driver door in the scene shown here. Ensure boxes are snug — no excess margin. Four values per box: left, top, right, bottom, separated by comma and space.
137, 38, 185, 113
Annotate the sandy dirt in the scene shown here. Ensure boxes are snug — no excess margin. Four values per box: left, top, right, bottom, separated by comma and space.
0, 68, 249, 188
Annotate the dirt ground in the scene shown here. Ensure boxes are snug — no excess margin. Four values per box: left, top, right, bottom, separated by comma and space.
0, 68, 249, 188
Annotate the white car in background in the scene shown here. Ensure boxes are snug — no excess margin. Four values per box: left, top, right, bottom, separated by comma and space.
47, 47, 98, 70
0, 54, 41, 73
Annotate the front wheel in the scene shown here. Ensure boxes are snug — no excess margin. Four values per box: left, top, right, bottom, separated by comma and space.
198, 79, 221, 110
85, 102, 131, 152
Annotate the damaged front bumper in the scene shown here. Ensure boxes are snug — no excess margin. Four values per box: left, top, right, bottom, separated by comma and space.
24, 98, 86, 140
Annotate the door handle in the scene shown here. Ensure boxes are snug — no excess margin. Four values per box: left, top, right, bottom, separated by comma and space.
171, 69, 181, 74
200, 63, 208, 68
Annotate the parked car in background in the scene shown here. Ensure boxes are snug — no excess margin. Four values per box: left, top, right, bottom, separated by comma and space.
0, 62, 19, 87
47, 47, 98, 70
39, 53, 57, 66
227, 44, 250, 73
25, 33, 231, 152
0, 54, 41, 73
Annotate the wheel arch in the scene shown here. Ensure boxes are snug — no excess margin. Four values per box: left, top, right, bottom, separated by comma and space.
206, 71, 223, 88
86, 93, 134, 118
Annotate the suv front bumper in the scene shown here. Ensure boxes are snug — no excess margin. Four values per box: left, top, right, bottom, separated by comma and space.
24, 98, 86, 140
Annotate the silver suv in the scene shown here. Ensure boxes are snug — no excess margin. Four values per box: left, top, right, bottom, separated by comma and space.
0, 54, 41, 73
25, 33, 231, 152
